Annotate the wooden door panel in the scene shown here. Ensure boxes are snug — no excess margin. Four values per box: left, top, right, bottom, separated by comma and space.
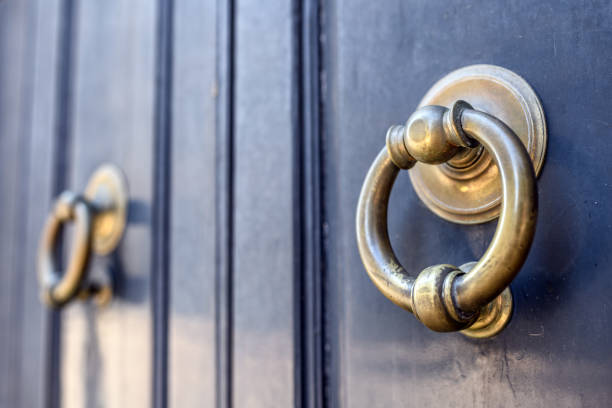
0, 1, 32, 404
0, 1, 39, 406
0, 0, 311, 406
322, 0, 612, 406
232, 1, 299, 406
168, 0, 217, 406
60, 1, 156, 406
20, 1, 65, 406
0, 1, 61, 406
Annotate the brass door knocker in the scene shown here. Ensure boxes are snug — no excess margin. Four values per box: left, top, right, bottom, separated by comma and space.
356, 65, 546, 338
38, 164, 128, 307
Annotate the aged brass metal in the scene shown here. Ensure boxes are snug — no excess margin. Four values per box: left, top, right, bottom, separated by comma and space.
38, 164, 128, 308
356, 71, 545, 338
412, 65, 546, 224
457, 262, 513, 339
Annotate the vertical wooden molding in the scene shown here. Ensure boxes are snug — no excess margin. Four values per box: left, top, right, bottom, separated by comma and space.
215, 0, 234, 406
296, 0, 325, 407
318, 0, 334, 406
292, 0, 305, 406
152, 0, 174, 407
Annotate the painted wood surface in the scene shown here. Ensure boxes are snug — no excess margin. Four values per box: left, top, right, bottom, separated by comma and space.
232, 1, 298, 406
0, 1, 60, 406
5, 0, 611, 407
60, 1, 156, 406
168, 0, 217, 406
322, 0, 612, 406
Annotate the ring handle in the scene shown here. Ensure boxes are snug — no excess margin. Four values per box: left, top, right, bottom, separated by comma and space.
37, 164, 128, 308
356, 101, 537, 338
38, 192, 93, 307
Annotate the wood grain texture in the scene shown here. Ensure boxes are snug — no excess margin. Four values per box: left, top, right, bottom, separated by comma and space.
322, 0, 612, 407
60, 1, 156, 406
232, 0, 298, 406
168, 0, 217, 406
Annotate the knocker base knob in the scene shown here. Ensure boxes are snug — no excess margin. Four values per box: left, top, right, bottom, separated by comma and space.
411, 261, 514, 337
411, 264, 476, 332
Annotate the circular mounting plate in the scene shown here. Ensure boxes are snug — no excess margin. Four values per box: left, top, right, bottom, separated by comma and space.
461, 286, 513, 339
457, 262, 514, 339
84, 164, 128, 255
409, 65, 547, 224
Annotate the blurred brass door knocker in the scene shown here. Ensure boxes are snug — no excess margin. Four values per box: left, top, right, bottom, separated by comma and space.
356, 65, 547, 338
38, 164, 128, 308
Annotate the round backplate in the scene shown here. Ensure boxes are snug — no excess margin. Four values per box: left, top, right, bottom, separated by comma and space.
457, 262, 514, 339
84, 164, 128, 255
410, 64, 547, 224
461, 286, 513, 339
